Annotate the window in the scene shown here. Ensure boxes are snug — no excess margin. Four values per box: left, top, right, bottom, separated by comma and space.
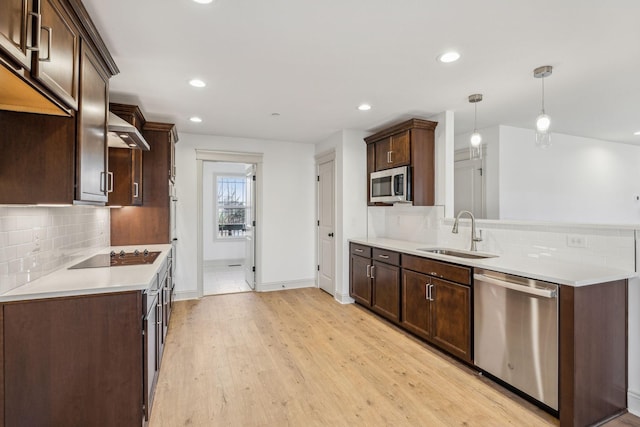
216, 175, 248, 238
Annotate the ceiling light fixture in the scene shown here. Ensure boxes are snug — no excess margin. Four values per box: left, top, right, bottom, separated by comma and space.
468, 94, 483, 159
190, 116, 203, 123
189, 79, 206, 88
438, 51, 460, 63
358, 103, 372, 111
193, 0, 214, 4
634, 131, 640, 136
534, 65, 553, 149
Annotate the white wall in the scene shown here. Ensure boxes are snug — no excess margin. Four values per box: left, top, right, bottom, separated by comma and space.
202, 161, 247, 262
174, 133, 316, 297
499, 126, 640, 224
315, 130, 368, 303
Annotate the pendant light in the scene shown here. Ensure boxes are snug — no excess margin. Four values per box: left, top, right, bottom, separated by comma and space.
533, 65, 553, 148
468, 94, 483, 159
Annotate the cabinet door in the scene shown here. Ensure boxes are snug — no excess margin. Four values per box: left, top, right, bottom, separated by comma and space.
350, 254, 372, 306
374, 131, 411, 171
3, 292, 142, 426
366, 142, 375, 205
401, 269, 431, 340
33, 0, 79, 109
371, 260, 400, 323
76, 42, 108, 203
132, 147, 143, 205
431, 277, 471, 362
143, 292, 159, 422
0, 0, 33, 69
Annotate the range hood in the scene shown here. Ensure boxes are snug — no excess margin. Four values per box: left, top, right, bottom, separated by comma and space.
107, 112, 150, 151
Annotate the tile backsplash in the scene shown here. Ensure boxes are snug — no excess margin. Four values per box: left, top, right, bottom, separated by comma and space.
368, 205, 637, 272
0, 206, 110, 293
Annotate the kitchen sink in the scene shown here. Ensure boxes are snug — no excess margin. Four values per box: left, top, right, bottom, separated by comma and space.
416, 248, 498, 259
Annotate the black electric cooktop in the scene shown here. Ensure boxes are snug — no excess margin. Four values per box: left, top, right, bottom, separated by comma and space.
68, 250, 161, 269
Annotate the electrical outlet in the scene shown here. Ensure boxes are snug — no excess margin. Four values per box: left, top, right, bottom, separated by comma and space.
567, 234, 587, 248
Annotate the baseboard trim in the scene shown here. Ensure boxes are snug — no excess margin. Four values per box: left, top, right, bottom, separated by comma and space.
629, 390, 640, 416
257, 279, 315, 292
174, 290, 199, 301
335, 292, 354, 304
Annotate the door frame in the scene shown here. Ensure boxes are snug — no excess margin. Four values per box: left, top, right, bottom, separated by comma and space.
196, 150, 263, 297
315, 149, 336, 295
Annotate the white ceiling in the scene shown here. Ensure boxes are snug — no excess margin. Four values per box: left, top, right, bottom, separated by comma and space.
82, 0, 640, 145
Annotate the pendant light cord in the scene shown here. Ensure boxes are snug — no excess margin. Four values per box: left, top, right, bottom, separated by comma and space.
474, 102, 478, 132
541, 77, 545, 114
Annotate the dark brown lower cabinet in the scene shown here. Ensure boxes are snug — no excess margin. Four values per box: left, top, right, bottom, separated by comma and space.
401, 270, 471, 362
349, 244, 400, 324
350, 252, 372, 306
371, 260, 400, 323
1, 292, 142, 427
559, 280, 627, 427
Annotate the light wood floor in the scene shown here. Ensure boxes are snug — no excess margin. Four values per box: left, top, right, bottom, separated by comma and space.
150, 288, 640, 426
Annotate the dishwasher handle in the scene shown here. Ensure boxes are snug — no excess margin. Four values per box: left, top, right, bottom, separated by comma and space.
474, 274, 557, 298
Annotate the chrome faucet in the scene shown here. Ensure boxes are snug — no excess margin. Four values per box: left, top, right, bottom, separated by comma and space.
452, 210, 482, 251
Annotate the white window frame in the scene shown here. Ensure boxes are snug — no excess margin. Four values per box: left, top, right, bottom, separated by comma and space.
214, 173, 249, 241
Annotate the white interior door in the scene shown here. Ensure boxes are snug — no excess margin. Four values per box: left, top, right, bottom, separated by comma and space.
454, 158, 485, 217
317, 159, 335, 295
244, 165, 256, 289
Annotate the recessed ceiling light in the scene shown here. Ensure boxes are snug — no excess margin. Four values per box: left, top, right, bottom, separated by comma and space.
189, 79, 206, 88
358, 103, 372, 111
437, 51, 461, 63
190, 117, 203, 123
193, 0, 214, 4
634, 131, 640, 136
271, 112, 281, 116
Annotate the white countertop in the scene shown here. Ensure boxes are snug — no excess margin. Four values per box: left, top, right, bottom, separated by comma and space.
350, 237, 637, 286
0, 244, 172, 302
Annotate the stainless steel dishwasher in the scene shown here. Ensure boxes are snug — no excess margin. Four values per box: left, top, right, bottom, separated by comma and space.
474, 269, 559, 410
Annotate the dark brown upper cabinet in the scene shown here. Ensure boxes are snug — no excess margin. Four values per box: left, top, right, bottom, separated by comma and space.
110, 122, 179, 245
75, 40, 108, 203
365, 118, 438, 206
0, 0, 118, 205
33, 0, 80, 110
108, 104, 148, 207
0, 0, 34, 70
0, 0, 115, 116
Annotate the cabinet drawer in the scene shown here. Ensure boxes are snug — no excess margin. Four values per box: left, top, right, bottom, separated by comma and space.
401, 254, 471, 286
351, 243, 372, 258
372, 248, 400, 265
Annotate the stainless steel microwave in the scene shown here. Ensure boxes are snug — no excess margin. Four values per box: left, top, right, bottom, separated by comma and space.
370, 166, 410, 203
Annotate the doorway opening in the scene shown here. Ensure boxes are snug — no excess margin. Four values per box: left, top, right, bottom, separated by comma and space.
196, 150, 262, 298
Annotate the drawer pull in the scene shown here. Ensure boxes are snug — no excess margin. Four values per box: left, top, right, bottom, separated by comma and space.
378, 254, 389, 259
355, 248, 363, 253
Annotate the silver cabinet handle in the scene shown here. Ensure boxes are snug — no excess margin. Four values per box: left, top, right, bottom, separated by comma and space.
39, 26, 52, 62
425, 283, 429, 300
429, 284, 435, 301
473, 274, 557, 298
387, 151, 391, 163
378, 254, 389, 259
389, 150, 393, 163
133, 182, 139, 198
366, 264, 371, 278
26, 11, 41, 52
107, 172, 114, 193
355, 248, 363, 253
370, 265, 375, 279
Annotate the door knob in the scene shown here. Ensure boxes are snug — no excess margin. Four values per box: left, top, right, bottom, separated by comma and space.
328, 233, 334, 237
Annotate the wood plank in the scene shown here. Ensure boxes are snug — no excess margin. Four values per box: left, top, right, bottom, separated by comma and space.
149, 288, 569, 426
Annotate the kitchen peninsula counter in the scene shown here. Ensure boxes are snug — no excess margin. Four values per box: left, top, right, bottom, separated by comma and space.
350, 237, 636, 286
0, 244, 172, 302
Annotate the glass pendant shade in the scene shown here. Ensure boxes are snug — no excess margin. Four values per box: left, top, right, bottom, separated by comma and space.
533, 65, 553, 149
470, 132, 482, 147
536, 113, 551, 132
